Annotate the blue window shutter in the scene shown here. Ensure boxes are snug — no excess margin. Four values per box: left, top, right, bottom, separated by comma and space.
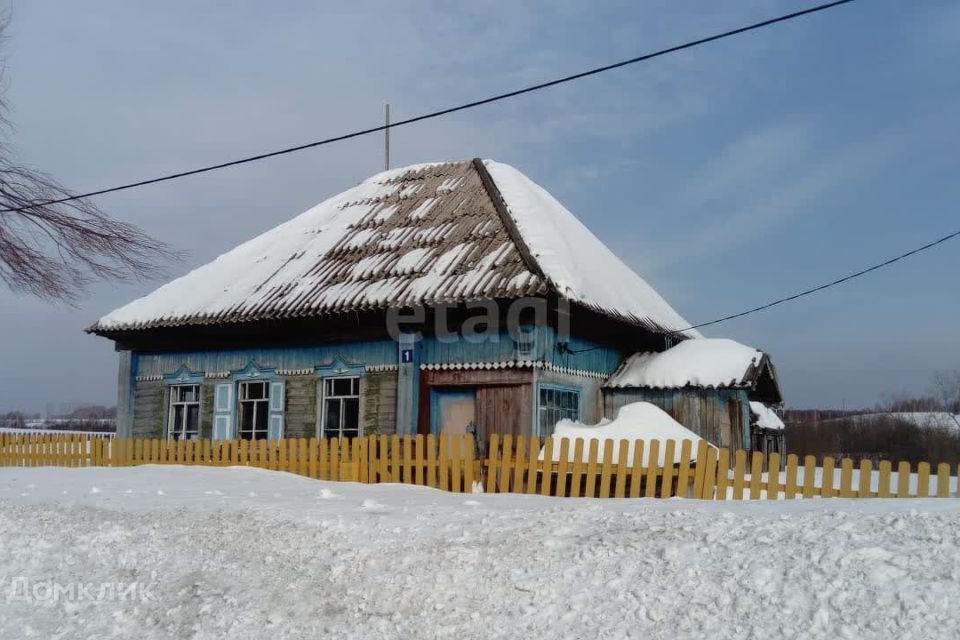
213, 382, 234, 440
268, 380, 285, 440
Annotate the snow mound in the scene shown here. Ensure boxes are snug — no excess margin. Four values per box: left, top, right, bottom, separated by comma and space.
541, 402, 706, 466
750, 402, 785, 431
606, 338, 764, 389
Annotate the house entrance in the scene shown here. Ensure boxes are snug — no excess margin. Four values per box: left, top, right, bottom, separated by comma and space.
430, 387, 476, 437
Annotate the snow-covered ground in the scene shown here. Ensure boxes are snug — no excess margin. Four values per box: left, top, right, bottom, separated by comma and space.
2, 466, 960, 639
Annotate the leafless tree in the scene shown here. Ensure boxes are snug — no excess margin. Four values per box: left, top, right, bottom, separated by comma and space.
931, 370, 960, 413
0, 18, 172, 301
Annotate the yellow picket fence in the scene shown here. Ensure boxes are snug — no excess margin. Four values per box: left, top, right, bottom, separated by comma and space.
0, 432, 957, 500
0, 431, 477, 493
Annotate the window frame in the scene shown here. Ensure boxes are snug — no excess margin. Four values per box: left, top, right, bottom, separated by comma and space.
237, 380, 271, 440
536, 383, 581, 437
318, 375, 362, 440
167, 384, 202, 441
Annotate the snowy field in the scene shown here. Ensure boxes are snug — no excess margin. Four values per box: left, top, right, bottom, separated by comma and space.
2, 466, 960, 639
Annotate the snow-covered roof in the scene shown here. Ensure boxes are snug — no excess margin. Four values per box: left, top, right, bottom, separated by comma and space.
749, 402, 785, 431
90, 159, 695, 336
605, 338, 782, 402
541, 402, 709, 466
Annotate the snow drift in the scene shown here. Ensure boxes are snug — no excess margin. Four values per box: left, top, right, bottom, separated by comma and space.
540, 402, 707, 466
3, 465, 960, 639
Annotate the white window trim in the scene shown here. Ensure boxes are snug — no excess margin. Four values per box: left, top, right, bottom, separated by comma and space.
317, 375, 362, 440
167, 384, 201, 440
237, 380, 271, 440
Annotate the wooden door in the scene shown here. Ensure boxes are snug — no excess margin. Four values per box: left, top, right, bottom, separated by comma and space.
475, 384, 532, 443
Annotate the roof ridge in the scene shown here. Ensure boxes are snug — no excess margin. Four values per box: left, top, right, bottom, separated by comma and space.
471, 158, 549, 287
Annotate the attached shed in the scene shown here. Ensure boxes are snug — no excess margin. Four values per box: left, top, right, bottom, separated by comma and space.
602, 338, 783, 451
749, 401, 786, 457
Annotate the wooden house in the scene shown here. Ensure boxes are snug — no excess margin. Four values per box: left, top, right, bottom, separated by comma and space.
603, 338, 784, 451
89, 159, 777, 451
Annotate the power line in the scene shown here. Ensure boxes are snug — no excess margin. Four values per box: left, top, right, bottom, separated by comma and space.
2, 0, 856, 214
684, 227, 960, 332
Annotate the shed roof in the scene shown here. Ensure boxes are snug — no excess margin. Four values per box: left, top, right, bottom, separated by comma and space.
90, 159, 695, 336
605, 338, 782, 403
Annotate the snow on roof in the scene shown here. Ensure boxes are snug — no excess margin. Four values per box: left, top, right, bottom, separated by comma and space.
749, 402, 784, 431
605, 338, 766, 390
90, 159, 695, 336
540, 402, 708, 466
483, 161, 698, 337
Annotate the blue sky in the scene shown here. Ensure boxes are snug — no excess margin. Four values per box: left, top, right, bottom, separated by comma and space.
1, 0, 958, 412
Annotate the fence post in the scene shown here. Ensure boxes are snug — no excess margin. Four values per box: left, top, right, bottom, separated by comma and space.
584, 439, 600, 498
512, 436, 527, 493
749, 452, 763, 500
425, 434, 437, 488
838, 459, 855, 498
858, 460, 873, 498
878, 460, 892, 498
917, 462, 931, 498
557, 438, 571, 498
701, 446, 718, 500
541, 437, 555, 497
464, 433, 475, 493
414, 435, 425, 486
645, 440, 661, 498
570, 439, 585, 498
525, 435, 540, 495
937, 463, 951, 498
896, 461, 910, 497
802, 456, 816, 499
629, 440, 645, 499
766, 452, 781, 500
498, 434, 514, 493
731, 449, 746, 500
450, 435, 462, 493
714, 447, 730, 501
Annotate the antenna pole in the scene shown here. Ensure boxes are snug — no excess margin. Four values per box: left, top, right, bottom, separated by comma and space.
384, 103, 390, 171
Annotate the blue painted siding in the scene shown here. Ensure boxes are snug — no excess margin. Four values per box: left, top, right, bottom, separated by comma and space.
538, 325, 624, 374
136, 339, 398, 377
135, 324, 627, 379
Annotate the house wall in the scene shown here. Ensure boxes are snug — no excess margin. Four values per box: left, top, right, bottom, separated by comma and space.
120, 322, 641, 441
132, 379, 165, 439
535, 368, 605, 427
362, 370, 398, 436
603, 387, 752, 450
283, 376, 317, 440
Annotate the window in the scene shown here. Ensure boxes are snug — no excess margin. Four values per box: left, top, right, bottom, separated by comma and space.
538, 386, 580, 437
238, 381, 270, 440
168, 385, 201, 440
322, 377, 360, 439
513, 327, 535, 359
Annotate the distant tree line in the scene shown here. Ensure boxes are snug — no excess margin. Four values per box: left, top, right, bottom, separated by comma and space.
786, 370, 960, 466
1, 405, 116, 433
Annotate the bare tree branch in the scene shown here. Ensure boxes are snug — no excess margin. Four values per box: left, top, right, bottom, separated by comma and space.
0, 17, 175, 301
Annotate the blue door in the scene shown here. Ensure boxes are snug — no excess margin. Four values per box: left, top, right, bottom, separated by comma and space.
430, 387, 477, 436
